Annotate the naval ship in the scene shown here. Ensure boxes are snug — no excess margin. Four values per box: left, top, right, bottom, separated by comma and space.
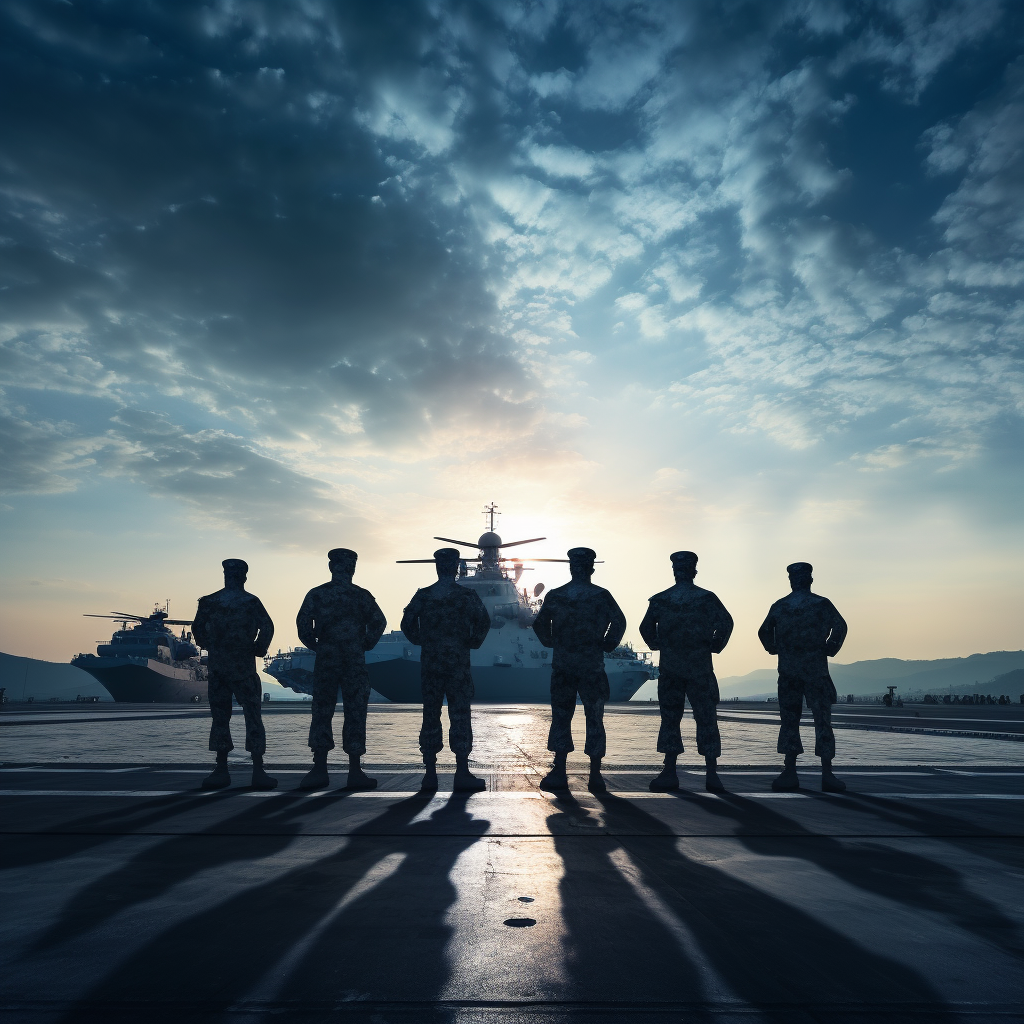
264, 507, 656, 703
72, 605, 208, 702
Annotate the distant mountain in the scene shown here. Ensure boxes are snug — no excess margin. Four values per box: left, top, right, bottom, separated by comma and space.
978, 669, 1024, 699
714, 650, 1024, 699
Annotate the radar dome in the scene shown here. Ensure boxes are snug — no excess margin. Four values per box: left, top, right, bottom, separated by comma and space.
478, 532, 502, 547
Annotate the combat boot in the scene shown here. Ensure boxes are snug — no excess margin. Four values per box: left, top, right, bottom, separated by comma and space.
299, 750, 330, 791
250, 754, 278, 791
649, 764, 679, 791
453, 755, 486, 792
771, 754, 800, 792
705, 757, 725, 793
201, 752, 230, 790
345, 755, 377, 791
540, 753, 569, 791
421, 756, 439, 792
587, 757, 607, 793
821, 759, 847, 793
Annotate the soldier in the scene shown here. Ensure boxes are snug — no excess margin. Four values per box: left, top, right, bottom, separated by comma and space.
639, 551, 733, 793
401, 547, 490, 793
532, 547, 626, 793
295, 548, 387, 791
758, 561, 848, 793
191, 558, 276, 791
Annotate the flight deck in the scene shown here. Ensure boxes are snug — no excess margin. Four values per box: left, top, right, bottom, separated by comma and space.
2, 702, 1022, 1023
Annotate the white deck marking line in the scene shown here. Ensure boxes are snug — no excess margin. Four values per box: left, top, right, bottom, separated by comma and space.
934, 770, 1024, 776
683, 771, 934, 776
1, 789, 1022, 801
237, 851, 404, 1007
0, 767, 149, 773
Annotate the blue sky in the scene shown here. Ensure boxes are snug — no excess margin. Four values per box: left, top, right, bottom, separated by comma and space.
1, 0, 1021, 675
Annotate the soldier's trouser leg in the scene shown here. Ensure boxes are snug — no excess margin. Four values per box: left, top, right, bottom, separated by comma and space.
445, 669, 475, 757
578, 668, 609, 759
419, 669, 445, 758
777, 675, 806, 757
234, 671, 267, 756
687, 676, 722, 759
580, 699, 606, 758
806, 687, 836, 760
657, 705, 685, 754
547, 665, 577, 754
207, 672, 235, 753
308, 666, 338, 753
656, 671, 688, 755
340, 670, 371, 757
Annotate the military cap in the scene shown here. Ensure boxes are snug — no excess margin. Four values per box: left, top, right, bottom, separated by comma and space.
222, 558, 249, 573
670, 550, 698, 568
787, 561, 813, 576
567, 546, 597, 563
328, 547, 358, 567
434, 547, 461, 564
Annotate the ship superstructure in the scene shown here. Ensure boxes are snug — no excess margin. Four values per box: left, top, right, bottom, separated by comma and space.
72, 605, 208, 702
264, 506, 655, 702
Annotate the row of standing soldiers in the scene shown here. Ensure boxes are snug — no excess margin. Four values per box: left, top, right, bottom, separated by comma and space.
191, 546, 849, 795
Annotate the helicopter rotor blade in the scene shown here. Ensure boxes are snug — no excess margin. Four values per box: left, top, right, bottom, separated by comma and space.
496, 537, 546, 548
432, 536, 481, 548
396, 558, 483, 564
163, 619, 194, 625
84, 613, 144, 621
508, 558, 604, 563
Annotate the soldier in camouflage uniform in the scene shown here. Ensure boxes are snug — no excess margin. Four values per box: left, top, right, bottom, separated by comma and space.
191, 558, 277, 790
295, 548, 387, 791
532, 547, 626, 793
639, 551, 733, 793
758, 561, 848, 793
401, 548, 491, 793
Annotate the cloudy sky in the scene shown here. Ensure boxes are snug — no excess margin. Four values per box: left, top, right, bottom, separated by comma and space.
1, 0, 1021, 677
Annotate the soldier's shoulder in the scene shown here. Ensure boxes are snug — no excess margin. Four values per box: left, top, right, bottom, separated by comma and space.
352, 583, 379, 602
197, 589, 225, 604
303, 581, 333, 599
545, 583, 572, 600
648, 586, 676, 603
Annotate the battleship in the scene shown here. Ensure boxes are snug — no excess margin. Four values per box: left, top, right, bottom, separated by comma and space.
71, 604, 208, 702
264, 506, 656, 702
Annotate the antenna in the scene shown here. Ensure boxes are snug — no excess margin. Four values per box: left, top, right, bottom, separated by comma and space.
483, 502, 500, 532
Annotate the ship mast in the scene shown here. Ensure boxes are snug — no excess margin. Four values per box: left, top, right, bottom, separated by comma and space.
483, 502, 500, 532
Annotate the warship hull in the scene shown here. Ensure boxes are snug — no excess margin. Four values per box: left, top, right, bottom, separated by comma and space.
266, 644, 653, 703
71, 655, 208, 703
365, 659, 650, 703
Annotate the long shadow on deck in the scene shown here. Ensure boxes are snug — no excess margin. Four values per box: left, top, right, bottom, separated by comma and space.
57, 793, 488, 1023
550, 793, 963, 1022
672, 790, 1024, 963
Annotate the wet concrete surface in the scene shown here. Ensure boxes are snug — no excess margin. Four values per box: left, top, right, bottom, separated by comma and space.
1, 703, 1022, 1023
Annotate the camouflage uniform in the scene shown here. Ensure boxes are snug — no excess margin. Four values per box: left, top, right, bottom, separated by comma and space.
401, 581, 490, 758
532, 582, 626, 758
192, 590, 274, 756
296, 581, 387, 756
639, 584, 733, 758
758, 593, 847, 759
